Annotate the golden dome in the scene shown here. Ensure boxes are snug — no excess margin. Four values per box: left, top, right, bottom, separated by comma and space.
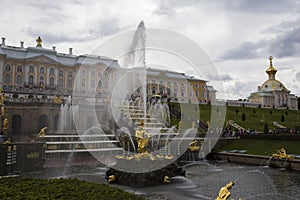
265, 56, 277, 80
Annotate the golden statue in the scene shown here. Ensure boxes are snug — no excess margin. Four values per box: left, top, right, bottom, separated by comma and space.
216, 181, 235, 200
135, 121, 150, 153
163, 176, 170, 183
189, 140, 200, 152
272, 147, 294, 160
1, 106, 5, 116
53, 95, 63, 104
36, 36, 42, 47
36, 127, 47, 138
108, 175, 115, 183
0, 93, 4, 106
2, 117, 8, 129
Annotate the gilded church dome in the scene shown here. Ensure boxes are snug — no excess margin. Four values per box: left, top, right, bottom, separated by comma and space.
261, 79, 289, 92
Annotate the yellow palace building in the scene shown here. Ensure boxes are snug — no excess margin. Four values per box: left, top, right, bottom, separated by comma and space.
248, 56, 297, 110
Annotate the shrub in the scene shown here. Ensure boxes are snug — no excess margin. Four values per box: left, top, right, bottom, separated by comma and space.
242, 112, 246, 121
281, 114, 285, 123
264, 124, 269, 134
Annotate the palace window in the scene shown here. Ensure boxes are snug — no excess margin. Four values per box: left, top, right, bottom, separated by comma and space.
195, 84, 199, 88
98, 72, 102, 78
50, 68, 55, 75
17, 65, 22, 73
5, 74, 10, 83
196, 91, 199, 97
68, 79, 73, 88
39, 76, 44, 85
29, 75, 34, 85
98, 80, 102, 87
68, 71, 72, 78
104, 72, 108, 79
40, 67, 45, 74
59, 79, 64, 87
152, 86, 156, 94
174, 88, 177, 97
50, 77, 54, 86
59, 70, 64, 76
16, 75, 22, 84
92, 71, 95, 78
159, 86, 164, 94
29, 66, 34, 73
82, 79, 85, 87
174, 82, 178, 87
181, 89, 185, 97
104, 80, 108, 88
167, 88, 171, 96
91, 80, 95, 88
167, 81, 171, 86
5, 64, 11, 71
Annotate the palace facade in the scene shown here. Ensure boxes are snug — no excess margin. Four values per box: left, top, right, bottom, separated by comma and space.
248, 56, 297, 110
0, 37, 214, 136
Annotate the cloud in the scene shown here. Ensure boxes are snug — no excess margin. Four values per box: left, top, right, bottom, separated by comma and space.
296, 71, 300, 81
267, 27, 300, 58
220, 0, 299, 14
218, 40, 266, 60
219, 26, 300, 60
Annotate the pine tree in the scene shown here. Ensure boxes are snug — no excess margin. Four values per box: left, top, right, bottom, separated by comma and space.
242, 112, 246, 121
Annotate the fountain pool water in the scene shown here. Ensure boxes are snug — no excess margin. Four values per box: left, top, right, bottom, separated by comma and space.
21, 160, 300, 200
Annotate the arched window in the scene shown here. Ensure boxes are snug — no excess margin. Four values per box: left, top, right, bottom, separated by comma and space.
40, 67, 44, 74
167, 88, 171, 96
12, 115, 22, 134
92, 71, 95, 78
91, 80, 95, 88
68, 71, 72, 78
16, 75, 22, 84
50, 68, 55, 75
29, 66, 34, 73
181, 89, 185, 97
5, 64, 11, 71
104, 72, 108, 79
5, 74, 10, 83
17, 65, 22, 72
174, 88, 177, 97
29, 75, 34, 85
159, 86, 164, 94
68, 79, 73, 88
59, 79, 64, 87
59, 70, 63, 76
104, 80, 108, 88
50, 77, 54, 86
98, 72, 102, 78
38, 115, 48, 130
82, 70, 86, 77
98, 80, 102, 87
39, 76, 44, 85
82, 79, 85, 87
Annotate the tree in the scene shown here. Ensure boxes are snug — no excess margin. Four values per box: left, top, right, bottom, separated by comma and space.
235, 109, 239, 114
269, 110, 272, 115
253, 109, 256, 114
242, 112, 246, 121
264, 124, 269, 134
298, 96, 300, 110
281, 114, 285, 123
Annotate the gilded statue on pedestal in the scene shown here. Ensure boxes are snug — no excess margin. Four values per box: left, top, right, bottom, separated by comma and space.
135, 121, 150, 153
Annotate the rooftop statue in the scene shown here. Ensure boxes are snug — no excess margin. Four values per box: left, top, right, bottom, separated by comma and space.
36, 36, 42, 47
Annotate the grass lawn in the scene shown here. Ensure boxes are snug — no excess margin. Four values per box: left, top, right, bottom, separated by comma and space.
0, 177, 144, 200
214, 139, 300, 156
169, 103, 300, 132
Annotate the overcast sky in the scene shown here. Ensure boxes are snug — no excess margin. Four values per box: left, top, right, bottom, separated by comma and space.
1, 0, 300, 99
